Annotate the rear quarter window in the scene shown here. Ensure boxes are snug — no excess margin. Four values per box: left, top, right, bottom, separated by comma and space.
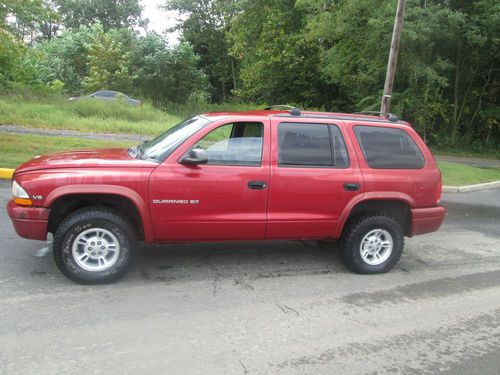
354, 126, 425, 169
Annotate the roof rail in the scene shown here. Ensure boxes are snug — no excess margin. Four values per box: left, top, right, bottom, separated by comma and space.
353, 111, 399, 122
264, 105, 301, 116
264, 105, 296, 110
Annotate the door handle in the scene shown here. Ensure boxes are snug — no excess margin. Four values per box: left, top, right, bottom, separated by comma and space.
343, 182, 360, 191
248, 181, 267, 190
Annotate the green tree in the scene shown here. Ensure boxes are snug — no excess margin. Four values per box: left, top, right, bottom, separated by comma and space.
164, 0, 238, 102
131, 33, 208, 105
82, 26, 133, 92
302, 0, 499, 147
229, 0, 329, 106
56, 0, 143, 30
38, 24, 100, 93
1, 0, 59, 43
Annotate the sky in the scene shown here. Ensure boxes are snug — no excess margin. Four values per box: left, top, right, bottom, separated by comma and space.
140, 0, 180, 44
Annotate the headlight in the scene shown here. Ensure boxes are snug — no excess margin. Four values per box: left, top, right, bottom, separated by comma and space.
12, 180, 32, 206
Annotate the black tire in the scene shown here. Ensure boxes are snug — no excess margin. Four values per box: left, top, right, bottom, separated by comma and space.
341, 213, 404, 274
53, 206, 136, 284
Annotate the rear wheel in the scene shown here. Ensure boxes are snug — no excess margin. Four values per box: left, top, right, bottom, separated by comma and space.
341, 214, 404, 274
53, 207, 136, 284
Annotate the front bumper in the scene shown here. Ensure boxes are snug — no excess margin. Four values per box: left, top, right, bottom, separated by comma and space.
409, 205, 446, 237
7, 200, 50, 240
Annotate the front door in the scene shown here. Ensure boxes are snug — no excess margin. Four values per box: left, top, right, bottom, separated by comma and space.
149, 118, 270, 241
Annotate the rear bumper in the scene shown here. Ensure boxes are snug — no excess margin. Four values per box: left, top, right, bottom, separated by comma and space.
7, 200, 50, 240
409, 206, 446, 237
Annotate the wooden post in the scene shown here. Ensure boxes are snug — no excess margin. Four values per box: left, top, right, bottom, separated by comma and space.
380, 0, 406, 115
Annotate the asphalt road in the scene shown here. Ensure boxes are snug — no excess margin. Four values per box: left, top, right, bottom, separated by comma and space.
1, 180, 499, 374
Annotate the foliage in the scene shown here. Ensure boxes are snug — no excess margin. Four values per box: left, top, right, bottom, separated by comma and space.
131, 34, 209, 105
37, 24, 99, 93
164, 0, 238, 102
82, 26, 133, 92
1, 0, 59, 43
55, 0, 143, 30
229, 0, 330, 106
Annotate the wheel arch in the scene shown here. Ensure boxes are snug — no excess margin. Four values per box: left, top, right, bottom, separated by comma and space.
336, 193, 414, 238
45, 185, 153, 242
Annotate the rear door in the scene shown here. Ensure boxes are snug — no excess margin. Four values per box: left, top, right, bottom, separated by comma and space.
149, 117, 271, 241
266, 118, 363, 239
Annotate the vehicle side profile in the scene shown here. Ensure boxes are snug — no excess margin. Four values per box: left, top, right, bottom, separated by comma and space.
69, 90, 141, 105
7, 108, 446, 283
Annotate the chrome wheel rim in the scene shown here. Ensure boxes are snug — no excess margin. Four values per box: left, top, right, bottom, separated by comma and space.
359, 229, 393, 266
72, 228, 120, 272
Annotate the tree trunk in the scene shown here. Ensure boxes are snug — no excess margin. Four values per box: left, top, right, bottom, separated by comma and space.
231, 58, 237, 91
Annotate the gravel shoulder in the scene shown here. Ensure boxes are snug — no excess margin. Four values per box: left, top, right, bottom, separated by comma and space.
0, 124, 148, 142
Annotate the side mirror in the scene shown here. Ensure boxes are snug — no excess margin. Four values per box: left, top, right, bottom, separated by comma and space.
180, 148, 208, 165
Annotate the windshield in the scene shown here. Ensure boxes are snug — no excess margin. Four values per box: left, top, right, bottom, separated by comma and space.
140, 116, 211, 161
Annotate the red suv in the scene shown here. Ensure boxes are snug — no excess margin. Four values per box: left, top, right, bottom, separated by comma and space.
7, 108, 445, 283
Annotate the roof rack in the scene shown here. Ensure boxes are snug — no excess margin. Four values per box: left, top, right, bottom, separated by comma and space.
264, 105, 301, 117
273, 113, 404, 125
353, 111, 399, 122
264, 105, 296, 110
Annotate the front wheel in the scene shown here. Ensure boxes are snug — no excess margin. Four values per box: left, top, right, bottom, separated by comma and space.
53, 207, 136, 284
341, 214, 404, 274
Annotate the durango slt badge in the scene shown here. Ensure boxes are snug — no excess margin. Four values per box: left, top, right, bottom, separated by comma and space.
152, 199, 200, 204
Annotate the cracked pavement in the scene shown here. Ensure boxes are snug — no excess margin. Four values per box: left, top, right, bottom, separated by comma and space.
1, 180, 499, 374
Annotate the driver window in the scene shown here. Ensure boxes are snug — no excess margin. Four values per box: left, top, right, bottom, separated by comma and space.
193, 122, 263, 166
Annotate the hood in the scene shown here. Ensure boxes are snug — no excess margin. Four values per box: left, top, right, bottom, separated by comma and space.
15, 148, 158, 173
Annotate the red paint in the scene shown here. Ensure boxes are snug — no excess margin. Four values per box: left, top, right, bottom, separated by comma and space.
7, 200, 49, 240
7, 110, 445, 244
409, 206, 447, 236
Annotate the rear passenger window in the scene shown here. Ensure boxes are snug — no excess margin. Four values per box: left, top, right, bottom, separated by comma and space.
354, 126, 425, 169
278, 123, 349, 168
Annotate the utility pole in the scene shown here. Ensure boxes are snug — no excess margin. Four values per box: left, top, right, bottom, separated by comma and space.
380, 0, 406, 115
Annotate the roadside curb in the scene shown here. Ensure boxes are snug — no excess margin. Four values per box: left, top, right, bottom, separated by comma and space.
0, 168, 14, 180
443, 180, 500, 193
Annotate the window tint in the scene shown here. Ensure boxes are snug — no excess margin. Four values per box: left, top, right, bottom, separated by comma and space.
192, 122, 263, 166
330, 125, 349, 168
93, 91, 115, 98
354, 126, 425, 169
278, 123, 332, 167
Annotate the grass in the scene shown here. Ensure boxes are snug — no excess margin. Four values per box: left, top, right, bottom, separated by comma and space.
437, 161, 500, 186
0, 94, 182, 136
0, 133, 133, 168
433, 149, 500, 160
